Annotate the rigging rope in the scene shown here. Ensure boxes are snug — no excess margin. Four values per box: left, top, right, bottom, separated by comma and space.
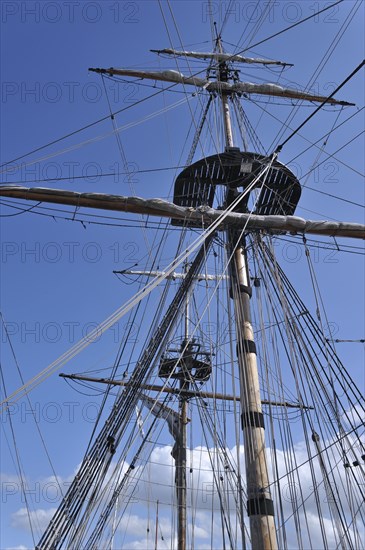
36, 236, 215, 548
1, 159, 273, 410
275, 60, 364, 153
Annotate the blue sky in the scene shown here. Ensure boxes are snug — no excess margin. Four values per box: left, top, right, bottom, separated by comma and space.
1, 1, 364, 548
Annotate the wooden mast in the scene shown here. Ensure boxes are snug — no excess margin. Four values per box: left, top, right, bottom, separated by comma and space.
176, 263, 190, 550
216, 32, 278, 549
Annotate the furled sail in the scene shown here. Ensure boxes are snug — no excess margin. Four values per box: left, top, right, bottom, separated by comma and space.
89, 67, 355, 106
140, 394, 183, 441
1, 186, 363, 239
150, 48, 293, 66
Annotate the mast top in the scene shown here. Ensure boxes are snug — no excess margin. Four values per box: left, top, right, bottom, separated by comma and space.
89, 38, 356, 106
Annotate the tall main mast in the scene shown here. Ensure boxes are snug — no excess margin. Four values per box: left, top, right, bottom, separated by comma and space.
215, 34, 278, 549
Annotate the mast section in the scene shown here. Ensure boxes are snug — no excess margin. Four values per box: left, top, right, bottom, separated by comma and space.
216, 34, 278, 550
176, 264, 189, 550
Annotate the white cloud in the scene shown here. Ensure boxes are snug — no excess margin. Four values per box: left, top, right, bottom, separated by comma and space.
124, 538, 156, 550
10, 507, 57, 532
117, 513, 151, 537
1, 473, 22, 484
3, 434, 364, 549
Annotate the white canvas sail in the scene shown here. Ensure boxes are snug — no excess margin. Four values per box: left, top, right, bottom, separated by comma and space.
89, 67, 355, 105
150, 48, 293, 66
